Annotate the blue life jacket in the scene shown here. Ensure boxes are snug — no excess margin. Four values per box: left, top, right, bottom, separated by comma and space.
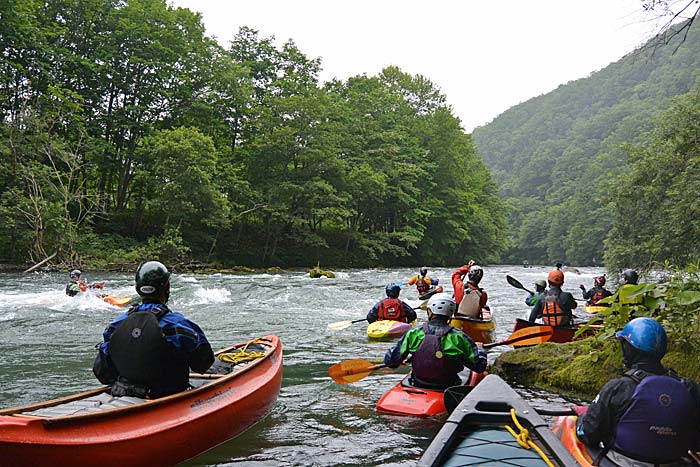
411, 323, 462, 388
613, 370, 696, 463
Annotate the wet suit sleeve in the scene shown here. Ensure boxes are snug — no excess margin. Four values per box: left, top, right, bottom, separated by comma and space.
451, 266, 470, 304
367, 302, 380, 323
161, 313, 214, 374
402, 302, 417, 323
443, 331, 487, 374
576, 377, 635, 447
528, 295, 544, 322
582, 288, 594, 300
384, 331, 413, 368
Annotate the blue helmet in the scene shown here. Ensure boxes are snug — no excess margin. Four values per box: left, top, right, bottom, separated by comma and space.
385, 283, 401, 298
615, 317, 667, 357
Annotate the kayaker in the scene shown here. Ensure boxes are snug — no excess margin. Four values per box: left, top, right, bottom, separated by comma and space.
367, 283, 417, 324
383, 293, 487, 389
579, 275, 612, 305
65, 269, 104, 296
528, 268, 576, 326
609, 268, 645, 306
407, 267, 433, 295
524, 279, 547, 307
575, 317, 700, 466
451, 260, 488, 318
92, 261, 214, 398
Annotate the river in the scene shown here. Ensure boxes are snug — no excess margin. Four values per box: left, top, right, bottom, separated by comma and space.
0, 265, 605, 466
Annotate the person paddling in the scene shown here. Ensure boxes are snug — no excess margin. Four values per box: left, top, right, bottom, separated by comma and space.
65, 269, 104, 297
528, 268, 577, 326
383, 293, 487, 389
366, 283, 417, 324
92, 261, 214, 398
579, 275, 612, 305
525, 279, 547, 307
575, 318, 700, 466
451, 260, 488, 319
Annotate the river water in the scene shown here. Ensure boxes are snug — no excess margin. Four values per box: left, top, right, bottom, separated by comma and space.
0, 265, 605, 466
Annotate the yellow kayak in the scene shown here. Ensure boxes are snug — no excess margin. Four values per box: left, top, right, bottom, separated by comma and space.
583, 304, 608, 314
366, 320, 415, 339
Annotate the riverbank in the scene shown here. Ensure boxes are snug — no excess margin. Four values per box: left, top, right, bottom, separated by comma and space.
490, 336, 700, 400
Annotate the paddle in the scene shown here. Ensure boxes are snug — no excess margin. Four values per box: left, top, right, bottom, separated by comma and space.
483, 325, 554, 349
443, 385, 578, 415
327, 318, 367, 331
328, 359, 387, 384
506, 274, 534, 294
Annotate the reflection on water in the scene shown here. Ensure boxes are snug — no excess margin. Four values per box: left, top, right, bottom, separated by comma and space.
0, 266, 604, 466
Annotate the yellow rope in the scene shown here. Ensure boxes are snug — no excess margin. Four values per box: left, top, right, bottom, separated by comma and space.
217, 339, 267, 364
504, 408, 556, 467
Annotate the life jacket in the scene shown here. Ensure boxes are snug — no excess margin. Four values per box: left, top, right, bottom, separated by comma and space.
591, 287, 606, 304
66, 283, 80, 297
416, 276, 429, 293
613, 369, 697, 463
411, 323, 462, 388
457, 283, 483, 318
377, 298, 407, 322
542, 290, 567, 326
108, 304, 189, 398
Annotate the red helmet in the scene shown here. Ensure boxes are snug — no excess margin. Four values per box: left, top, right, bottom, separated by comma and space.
594, 275, 606, 286
548, 269, 564, 286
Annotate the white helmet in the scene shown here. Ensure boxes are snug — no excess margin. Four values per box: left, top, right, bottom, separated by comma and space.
427, 293, 456, 317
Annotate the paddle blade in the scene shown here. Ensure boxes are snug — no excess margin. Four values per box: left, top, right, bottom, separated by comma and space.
327, 320, 353, 331
484, 325, 554, 349
328, 359, 384, 384
506, 274, 525, 290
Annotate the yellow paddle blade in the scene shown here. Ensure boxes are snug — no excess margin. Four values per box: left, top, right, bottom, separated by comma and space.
328, 359, 384, 384
327, 320, 353, 331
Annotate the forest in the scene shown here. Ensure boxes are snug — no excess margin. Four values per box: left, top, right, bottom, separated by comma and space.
473, 19, 700, 271
3, 0, 700, 272
0, 0, 508, 269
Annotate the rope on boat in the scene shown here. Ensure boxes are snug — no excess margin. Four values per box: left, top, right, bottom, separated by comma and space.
504, 408, 556, 467
217, 339, 267, 364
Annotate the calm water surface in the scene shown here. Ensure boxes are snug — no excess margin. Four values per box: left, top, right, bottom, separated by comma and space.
0, 265, 604, 466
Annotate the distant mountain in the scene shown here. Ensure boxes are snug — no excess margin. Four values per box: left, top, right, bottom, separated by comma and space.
472, 21, 700, 266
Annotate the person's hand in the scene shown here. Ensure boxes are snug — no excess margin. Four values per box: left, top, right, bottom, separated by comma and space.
468, 259, 476, 267
475, 342, 484, 349
579, 284, 585, 290
571, 405, 588, 416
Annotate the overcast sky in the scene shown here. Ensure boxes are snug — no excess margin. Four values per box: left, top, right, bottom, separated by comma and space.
170, 0, 661, 132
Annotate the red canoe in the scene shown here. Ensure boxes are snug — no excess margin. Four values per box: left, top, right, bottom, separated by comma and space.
376, 369, 487, 417
512, 318, 596, 343
0, 335, 283, 467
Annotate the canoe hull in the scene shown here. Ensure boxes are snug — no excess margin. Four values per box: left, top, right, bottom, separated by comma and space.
376, 370, 486, 417
418, 374, 578, 467
0, 336, 283, 467
366, 320, 413, 339
449, 307, 496, 344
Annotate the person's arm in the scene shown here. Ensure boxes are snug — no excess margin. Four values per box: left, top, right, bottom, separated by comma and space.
367, 302, 380, 323
449, 332, 487, 373
403, 302, 417, 323
528, 296, 543, 322
384, 333, 411, 368
163, 315, 215, 373
581, 287, 593, 300
525, 293, 536, 306
480, 289, 488, 308
407, 276, 417, 285
451, 266, 470, 304
576, 378, 632, 447
567, 292, 578, 310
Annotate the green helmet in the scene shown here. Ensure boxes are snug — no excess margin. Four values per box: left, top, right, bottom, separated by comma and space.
135, 261, 171, 297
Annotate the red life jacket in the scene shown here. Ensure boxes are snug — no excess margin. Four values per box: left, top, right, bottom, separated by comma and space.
378, 298, 407, 321
416, 276, 429, 293
592, 288, 606, 304
543, 294, 566, 326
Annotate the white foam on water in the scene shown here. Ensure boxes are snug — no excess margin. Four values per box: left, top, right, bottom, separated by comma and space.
189, 287, 232, 305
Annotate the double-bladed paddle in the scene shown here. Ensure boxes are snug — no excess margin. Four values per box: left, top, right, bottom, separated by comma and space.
328, 359, 387, 384
482, 325, 554, 349
506, 274, 534, 294
327, 318, 367, 331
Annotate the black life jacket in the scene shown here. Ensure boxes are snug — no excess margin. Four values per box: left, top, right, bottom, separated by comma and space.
411, 323, 462, 388
416, 276, 429, 293
109, 304, 189, 398
612, 369, 697, 463
378, 298, 407, 321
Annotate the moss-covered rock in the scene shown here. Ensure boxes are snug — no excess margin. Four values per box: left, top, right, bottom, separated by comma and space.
490, 336, 700, 400
308, 265, 335, 278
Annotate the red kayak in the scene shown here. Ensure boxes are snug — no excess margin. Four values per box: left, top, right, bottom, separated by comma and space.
376, 369, 487, 417
512, 318, 596, 343
0, 335, 283, 467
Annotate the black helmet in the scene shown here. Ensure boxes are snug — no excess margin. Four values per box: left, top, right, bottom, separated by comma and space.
420, 267, 428, 276
467, 265, 483, 284
385, 283, 401, 298
70, 269, 82, 279
135, 261, 171, 297
622, 269, 638, 285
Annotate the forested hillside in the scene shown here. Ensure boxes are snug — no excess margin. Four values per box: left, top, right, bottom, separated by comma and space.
473, 21, 700, 270
0, 0, 507, 269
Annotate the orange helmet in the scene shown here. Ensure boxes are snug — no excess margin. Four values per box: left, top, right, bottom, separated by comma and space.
548, 269, 564, 286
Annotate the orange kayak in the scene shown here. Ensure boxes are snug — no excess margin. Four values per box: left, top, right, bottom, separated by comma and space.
101, 295, 133, 307
0, 335, 283, 467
